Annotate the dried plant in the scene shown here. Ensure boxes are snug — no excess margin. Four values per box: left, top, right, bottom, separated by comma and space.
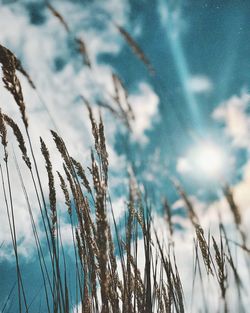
40, 138, 57, 237
163, 197, 173, 237
172, 178, 199, 226
0, 44, 29, 128
115, 24, 155, 75
47, 4, 91, 68
46, 3, 70, 33
3, 114, 31, 169
223, 185, 241, 227
0, 37, 249, 313
0, 109, 8, 162
57, 171, 72, 216
195, 224, 213, 275
71, 157, 92, 195
75, 37, 92, 68
212, 236, 227, 306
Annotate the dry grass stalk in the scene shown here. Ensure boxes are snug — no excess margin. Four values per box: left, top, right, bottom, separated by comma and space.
220, 223, 244, 292
212, 236, 227, 302
85, 101, 109, 185
162, 283, 171, 313
115, 24, 155, 75
51, 130, 73, 175
3, 114, 31, 169
85, 100, 99, 152
90, 150, 109, 312
0, 45, 29, 128
57, 171, 72, 216
2, 36, 250, 313
98, 115, 109, 185
106, 226, 120, 313
97, 73, 134, 131
46, 3, 70, 33
163, 197, 173, 237
0, 109, 7, 148
95, 73, 133, 131
123, 182, 136, 313
62, 157, 99, 309
40, 138, 57, 237
223, 185, 247, 250
83, 107, 113, 311
195, 224, 213, 275
47, 4, 91, 68
75, 227, 92, 313
75, 37, 92, 68
112, 73, 134, 118
96, 100, 122, 120
0, 44, 35, 89
223, 185, 241, 227
71, 157, 92, 194
0, 109, 8, 162
172, 179, 199, 226
121, 239, 145, 312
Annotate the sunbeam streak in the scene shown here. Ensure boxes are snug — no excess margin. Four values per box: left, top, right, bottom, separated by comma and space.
161, 1, 202, 130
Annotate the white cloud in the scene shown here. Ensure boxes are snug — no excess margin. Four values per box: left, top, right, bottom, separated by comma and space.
187, 75, 213, 94
0, 0, 131, 258
129, 83, 159, 144
213, 92, 250, 148
0, 0, 160, 259
231, 161, 250, 226
176, 157, 192, 174
108, 196, 127, 222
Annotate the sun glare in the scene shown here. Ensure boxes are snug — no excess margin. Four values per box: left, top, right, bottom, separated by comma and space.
192, 142, 226, 179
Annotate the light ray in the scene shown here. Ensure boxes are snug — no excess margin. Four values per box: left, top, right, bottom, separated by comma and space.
160, 0, 202, 130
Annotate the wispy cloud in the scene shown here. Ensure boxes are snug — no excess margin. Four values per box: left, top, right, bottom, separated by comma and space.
187, 75, 213, 94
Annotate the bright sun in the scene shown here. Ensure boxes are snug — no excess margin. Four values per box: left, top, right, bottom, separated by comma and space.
192, 142, 226, 179
178, 140, 231, 181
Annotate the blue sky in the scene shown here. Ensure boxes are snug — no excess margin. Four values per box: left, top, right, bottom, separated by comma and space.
1, 0, 250, 311
109, 0, 250, 197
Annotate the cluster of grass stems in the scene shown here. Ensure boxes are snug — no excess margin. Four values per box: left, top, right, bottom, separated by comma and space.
0, 21, 249, 313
